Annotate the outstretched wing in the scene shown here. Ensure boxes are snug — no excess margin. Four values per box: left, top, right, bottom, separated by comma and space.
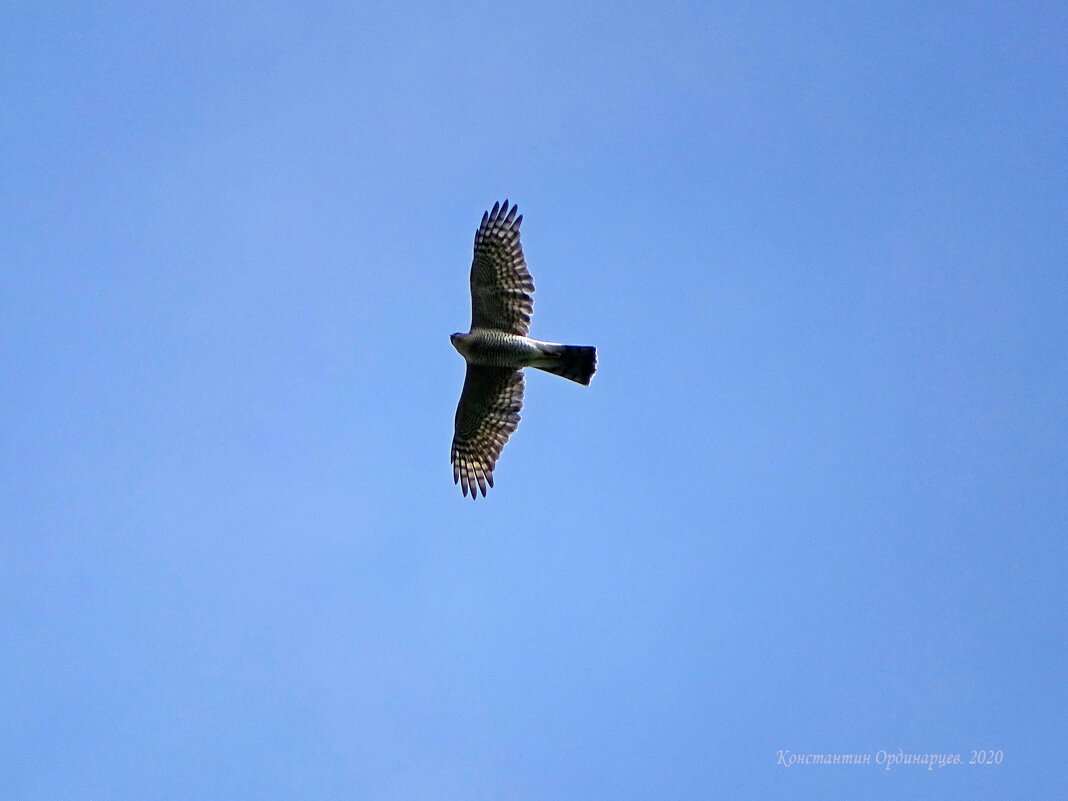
451, 366, 525, 499
470, 200, 534, 336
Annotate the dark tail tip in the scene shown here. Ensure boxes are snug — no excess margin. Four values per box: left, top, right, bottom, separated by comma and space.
542, 345, 597, 385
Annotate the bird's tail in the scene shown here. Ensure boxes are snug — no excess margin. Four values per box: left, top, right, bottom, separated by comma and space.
535, 344, 597, 385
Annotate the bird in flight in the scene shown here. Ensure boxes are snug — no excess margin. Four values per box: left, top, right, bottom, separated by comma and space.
450, 200, 597, 499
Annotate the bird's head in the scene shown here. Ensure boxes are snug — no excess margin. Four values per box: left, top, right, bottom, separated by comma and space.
450, 332, 465, 353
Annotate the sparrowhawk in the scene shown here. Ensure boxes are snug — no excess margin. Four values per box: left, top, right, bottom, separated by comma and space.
450, 200, 597, 498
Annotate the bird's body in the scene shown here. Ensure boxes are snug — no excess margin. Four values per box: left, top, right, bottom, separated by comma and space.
450, 200, 596, 498
451, 330, 546, 366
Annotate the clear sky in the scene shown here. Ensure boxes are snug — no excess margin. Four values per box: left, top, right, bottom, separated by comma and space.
2, 2, 1065, 799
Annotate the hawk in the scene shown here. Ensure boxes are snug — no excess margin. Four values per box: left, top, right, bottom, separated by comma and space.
450, 200, 597, 499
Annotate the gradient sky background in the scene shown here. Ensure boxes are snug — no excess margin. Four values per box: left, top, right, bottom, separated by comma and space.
3, 2, 1066, 799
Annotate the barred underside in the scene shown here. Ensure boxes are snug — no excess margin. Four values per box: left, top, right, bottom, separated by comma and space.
460, 330, 545, 368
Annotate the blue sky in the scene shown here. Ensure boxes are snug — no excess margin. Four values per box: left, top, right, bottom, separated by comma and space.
2, 2, 1066, 799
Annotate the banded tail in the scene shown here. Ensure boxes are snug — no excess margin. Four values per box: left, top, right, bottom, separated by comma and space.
535, 344, 597, 385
